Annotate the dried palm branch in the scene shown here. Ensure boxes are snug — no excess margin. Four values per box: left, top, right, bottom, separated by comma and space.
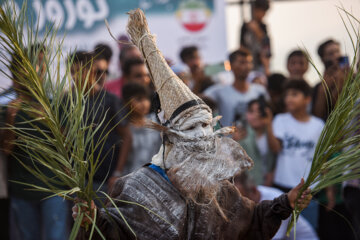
287, 7, 360, 236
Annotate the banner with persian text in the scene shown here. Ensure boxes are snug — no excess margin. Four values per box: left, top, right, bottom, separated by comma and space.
0, 0, 227, 87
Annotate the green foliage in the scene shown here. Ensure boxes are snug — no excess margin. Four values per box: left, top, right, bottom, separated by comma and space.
0, 1, 131, 239
287, 7, 360, 236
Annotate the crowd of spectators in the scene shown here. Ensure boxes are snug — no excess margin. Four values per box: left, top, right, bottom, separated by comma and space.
0, 0, 359, 239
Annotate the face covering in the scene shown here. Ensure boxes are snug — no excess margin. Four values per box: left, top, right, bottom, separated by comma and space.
151, 108, 253, 209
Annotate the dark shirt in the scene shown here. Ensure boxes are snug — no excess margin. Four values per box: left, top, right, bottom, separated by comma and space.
77, 90, 128, 182
240, 21, 271, 71
8, 108, 56, 200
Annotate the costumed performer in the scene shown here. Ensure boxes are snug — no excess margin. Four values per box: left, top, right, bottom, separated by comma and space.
72, 9, 312, 240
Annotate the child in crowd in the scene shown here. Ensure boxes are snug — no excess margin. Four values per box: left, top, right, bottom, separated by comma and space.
233, 98, 276, 186
121, 83, 162, 176
240, 0, 271, 75
267, 73, 287, 116
179, 46, 214, 94
267, 79, 324, 228
287, 50, 309, 80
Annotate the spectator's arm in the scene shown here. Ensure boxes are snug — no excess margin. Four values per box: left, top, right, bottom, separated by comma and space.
108, 125, 132, 190
266, 124, 282, 154
114, 125, 132, 173
313, 67, 345, 119
263, 108, 282, 154
1, 99, 20, 156
260, 53, 271, 77
312, 84, 328, 119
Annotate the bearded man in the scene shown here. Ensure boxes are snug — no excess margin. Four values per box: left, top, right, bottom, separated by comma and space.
73, 9, 312, 240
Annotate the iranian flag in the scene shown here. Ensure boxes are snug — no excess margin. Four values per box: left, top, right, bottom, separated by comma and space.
177, 0, 211, 32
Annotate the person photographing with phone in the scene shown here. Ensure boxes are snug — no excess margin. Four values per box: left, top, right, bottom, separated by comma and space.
233, 96, 277, 187
311, 39, 355, 240
312, 39, 349, 121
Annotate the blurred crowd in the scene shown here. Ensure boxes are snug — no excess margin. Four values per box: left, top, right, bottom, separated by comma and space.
0, 0, 360, 239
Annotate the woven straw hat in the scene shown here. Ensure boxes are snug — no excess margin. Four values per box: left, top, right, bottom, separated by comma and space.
127, 9, 211, 124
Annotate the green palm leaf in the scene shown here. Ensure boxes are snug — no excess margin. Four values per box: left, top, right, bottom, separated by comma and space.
287, 7, 360, 236
0, 1, 135, 239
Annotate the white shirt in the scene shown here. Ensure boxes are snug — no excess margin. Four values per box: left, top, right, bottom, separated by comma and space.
212, 71, 234, 86
258, 186, 318, 240
204, 83, 268, 126
212, 70, 266, 86
0, 88, 16, 105
256, 134, 268, 158
273, 113, 324, 188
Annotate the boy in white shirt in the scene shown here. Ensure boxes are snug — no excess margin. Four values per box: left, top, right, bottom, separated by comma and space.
266, 79, 324, 229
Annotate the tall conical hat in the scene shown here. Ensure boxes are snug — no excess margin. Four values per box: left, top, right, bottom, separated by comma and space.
127, 9, 211, 124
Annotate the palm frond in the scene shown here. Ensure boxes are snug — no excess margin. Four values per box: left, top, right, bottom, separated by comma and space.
287, 7, 360, 235
0, 1, 134, 238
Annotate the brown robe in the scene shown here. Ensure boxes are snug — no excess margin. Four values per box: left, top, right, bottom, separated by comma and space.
78, 166, 292, 240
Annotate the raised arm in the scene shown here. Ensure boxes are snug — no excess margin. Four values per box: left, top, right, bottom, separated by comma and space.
242, 179, 311, 239
263, 108, 282, 154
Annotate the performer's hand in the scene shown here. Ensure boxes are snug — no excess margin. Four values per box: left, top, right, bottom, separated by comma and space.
72, 198, 96, 228
287, 178, 312, 210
